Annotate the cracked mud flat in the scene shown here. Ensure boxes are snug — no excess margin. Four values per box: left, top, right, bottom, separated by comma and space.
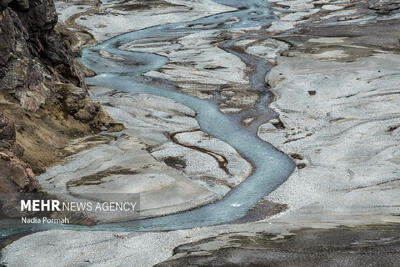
2, 0, 400, 266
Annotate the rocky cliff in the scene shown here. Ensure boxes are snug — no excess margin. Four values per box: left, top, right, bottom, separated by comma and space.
0, 114, 39, 192
0, 0, 119, 192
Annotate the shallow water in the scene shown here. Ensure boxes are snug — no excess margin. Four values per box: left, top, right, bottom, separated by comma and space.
1, 0, 294, 236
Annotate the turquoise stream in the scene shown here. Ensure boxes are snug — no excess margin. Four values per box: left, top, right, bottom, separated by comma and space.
1, 0, 294, 237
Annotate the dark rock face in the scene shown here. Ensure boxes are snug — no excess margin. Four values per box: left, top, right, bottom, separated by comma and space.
0, 0, 86, 112
0, 0, 117, 191
0, 114, 39, 192
369, 0, 400, 14
156, 225, 400, 267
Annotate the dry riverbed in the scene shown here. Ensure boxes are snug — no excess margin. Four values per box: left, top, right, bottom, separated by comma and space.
37, 86, 251, 222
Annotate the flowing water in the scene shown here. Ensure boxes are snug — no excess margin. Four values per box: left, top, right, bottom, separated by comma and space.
0, 0, 294, 236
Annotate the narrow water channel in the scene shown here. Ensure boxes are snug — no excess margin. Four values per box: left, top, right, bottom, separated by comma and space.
0, 0, 295, 237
